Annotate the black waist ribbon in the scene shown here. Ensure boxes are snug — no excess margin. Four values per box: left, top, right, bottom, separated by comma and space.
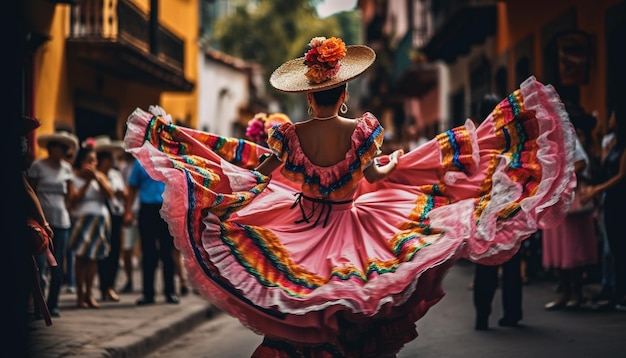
289, 192, 352, 228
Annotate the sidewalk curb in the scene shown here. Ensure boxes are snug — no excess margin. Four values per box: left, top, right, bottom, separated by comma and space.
76, 303, 218, 358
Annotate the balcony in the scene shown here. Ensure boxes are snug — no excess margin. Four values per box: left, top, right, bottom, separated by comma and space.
421, 0, 497, 64
65, 0, 193, 92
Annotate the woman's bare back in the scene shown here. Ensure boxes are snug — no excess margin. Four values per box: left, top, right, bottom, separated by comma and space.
294, 117, 357, 168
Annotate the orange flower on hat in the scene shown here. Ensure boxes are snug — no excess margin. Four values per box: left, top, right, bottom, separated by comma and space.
303, 36, 347, 84
316, 37, 346, 65
305, 64, 328, 84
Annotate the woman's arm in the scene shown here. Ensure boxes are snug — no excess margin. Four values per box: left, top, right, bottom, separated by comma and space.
255, 154, 282, 177
587, 150, 626, 198
363, 149, 404, 183
66, 178, 77, 209
94, 171, 115, 200
123, 186, 138, 226
69, 170, 93, 208
23, 175, 54, 238
574, 159, 586, 174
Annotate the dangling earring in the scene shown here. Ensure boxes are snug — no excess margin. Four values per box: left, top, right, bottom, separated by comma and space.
340, 102, 348, 114
308, 105, 313, 116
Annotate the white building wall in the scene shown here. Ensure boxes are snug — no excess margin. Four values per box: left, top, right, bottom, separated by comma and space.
197, 52, 250, 137
437, 62, 450, 131
442, 37, 495, 126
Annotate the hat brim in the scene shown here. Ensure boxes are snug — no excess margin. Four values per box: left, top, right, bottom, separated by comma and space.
95, 143, 125, 152
270, 45, 376, 93
22, 116, 41, 134
37, 133, 79, 151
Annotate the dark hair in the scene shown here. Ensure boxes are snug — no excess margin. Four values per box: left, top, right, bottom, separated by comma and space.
73, 146, 96, 170
311, 84, 347, 106
478, 93, 500, 123
566, 101, 596, 134
613, 104, 626, 146
47, 140, 70, 152
97, 150, 114, 163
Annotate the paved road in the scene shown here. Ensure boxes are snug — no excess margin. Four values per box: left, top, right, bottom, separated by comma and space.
402, 260, 626, 357
147, 259, 626, 357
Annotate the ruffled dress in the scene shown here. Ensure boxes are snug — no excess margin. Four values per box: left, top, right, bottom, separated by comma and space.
124, 76, 576, 357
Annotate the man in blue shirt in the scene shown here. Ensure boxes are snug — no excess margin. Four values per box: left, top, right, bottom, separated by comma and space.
123, 159, 178, 305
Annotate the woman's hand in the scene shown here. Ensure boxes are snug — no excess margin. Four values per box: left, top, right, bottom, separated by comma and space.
122, 211, 134, 226
388, 149, 404, 167
81, 167, 97, 180
43, 223, 54, 239
364, 149, 404, 183
580, 185, 596, 205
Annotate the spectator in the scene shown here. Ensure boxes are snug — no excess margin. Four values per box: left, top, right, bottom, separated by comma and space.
27, 130, 79, 317
582, 104, 626, 310
95, 136, 127, 302
472, 93, 524, 330
123, 157, 179, 305
21, 115, 56, 326
119, 152, 140, 293
68, 141, 114, 309
543, 107, 598, 311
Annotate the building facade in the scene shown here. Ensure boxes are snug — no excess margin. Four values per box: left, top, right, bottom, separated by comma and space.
21, 0, 198, 155
421, 0, 625, 132
198, 47, 268, 138
358, 0, 625, 141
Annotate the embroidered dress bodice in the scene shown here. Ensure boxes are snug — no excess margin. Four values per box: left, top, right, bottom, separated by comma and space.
267, 112, 383, 200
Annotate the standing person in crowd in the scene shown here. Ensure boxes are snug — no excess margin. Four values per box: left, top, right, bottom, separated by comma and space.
21, 116, 56, 326
27, 130, 79, 318
21, 117, 55, 242
543, 107, 598, 311
582, 104, 626, 310
61, 134, 79, 299
63, 143, 77, 294
472, 93, 524, 330
95, 136, 127, 302
68, 141, 113, 309
173, 251, 189, 296
124, 36, 575, 357
119, 152, 140, 293
122, 152, 179, 305
590, 111, 618, 305
173, 245, 189, 296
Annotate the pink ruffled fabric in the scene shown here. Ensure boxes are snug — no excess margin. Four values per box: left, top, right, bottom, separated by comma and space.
124, 76, 575, 353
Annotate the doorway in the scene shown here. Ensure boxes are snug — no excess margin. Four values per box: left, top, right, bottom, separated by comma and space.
74, 106, 118, 144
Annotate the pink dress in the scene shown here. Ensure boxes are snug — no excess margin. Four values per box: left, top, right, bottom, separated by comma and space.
124, 76, 576, 357
542, 140, 598, 269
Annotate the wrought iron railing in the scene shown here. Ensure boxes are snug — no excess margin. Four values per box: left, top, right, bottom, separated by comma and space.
69, 0, 184, 71
431, 0, 497, 31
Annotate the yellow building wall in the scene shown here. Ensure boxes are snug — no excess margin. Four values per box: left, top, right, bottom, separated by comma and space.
68, 61, 162, 133
32, 0, 198, 158
33, 5, 73, 157
160, 0, 199, 128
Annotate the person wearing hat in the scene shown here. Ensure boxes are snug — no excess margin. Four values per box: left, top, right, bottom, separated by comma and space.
94, 136, 127, 302
27, 129, 79, 318
124, 36, 576, 356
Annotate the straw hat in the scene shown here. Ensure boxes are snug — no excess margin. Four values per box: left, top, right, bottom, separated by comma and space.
37, 131, 79, 151
270, 43, 376, 93
93, 135, 125, 153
